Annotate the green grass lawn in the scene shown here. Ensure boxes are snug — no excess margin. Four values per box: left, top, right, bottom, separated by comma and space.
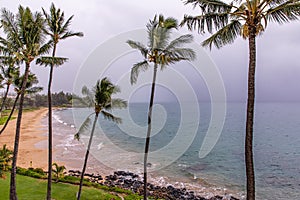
0, 116, 16, 125
0, 173, 122, 200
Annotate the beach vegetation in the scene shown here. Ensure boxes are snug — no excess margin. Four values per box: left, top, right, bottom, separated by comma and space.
0, 63, 19, 116
127, 14, 196, 200
0, 144, 13, 178
52, 163, 66, 183
0, 73, 43, 135
181, 0, 300, 199
74, 77, 127, 200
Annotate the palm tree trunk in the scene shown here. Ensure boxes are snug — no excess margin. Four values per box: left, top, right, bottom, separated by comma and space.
77, 113, 99, 200
0, 84, 10, 114
10, 62, 31, 200
46, 43, 57, 200
245, 26, 256, 200
0, 93, 19, 135
143, 64, 158, 200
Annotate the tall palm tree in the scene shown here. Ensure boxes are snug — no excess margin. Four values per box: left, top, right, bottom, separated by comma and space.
181, 1, 300, 199
0, 6, 51, 199
127, 15, 196, 200
0, 72, 43, 135
41, 4, 83, 199
74, 77, 127, 200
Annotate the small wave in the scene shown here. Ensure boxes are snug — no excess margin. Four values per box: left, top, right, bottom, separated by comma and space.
178, 163, 189, 168
53, 113, 64, 124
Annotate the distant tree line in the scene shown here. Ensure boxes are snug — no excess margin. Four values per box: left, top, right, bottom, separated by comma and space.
0, 91, 73, 110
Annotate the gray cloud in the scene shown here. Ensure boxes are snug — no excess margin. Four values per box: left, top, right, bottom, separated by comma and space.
1, 0, 300, 102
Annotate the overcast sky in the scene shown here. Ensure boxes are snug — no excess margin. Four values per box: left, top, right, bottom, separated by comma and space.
1, 0, 300, 102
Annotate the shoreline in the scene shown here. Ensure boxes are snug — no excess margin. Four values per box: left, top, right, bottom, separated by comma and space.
0, 107, 242, 199
50, 108, 243, 199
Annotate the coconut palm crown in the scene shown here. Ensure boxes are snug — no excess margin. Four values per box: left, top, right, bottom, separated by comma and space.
181, 0, 300, 49
127, 14, 196, 84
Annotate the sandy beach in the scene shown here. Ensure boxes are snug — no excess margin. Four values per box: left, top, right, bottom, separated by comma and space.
0, 108, 53, 170
0, 107, 114, 174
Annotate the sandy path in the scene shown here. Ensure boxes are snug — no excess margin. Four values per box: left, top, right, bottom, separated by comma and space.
0, 108, 49, 170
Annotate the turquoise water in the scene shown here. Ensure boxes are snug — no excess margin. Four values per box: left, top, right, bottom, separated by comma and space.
54, 102, 300, 200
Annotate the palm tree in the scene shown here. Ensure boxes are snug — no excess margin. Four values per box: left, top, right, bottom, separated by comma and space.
0, 72, 43, 135
181, 1, 300, 199
126, 15, 196, 200
74, 77, 127, 200
0, 62, 18, 115
40, 4, 83, 199
52, 163, 66, 183
0, 6, 51, 199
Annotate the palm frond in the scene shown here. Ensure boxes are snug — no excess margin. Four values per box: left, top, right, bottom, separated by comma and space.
147, 15, 178, 50
166, 34, 194, 51
81, 85, 90, 96
166, 48, 196, 63
38, 40, 53, 55
110, 98, 128, 109
60, 31, 84, 40
267, 0, 289, 7
184, 0, 232, 13
26, 86, 43, 94
151, 25, 171, 49
126, 40, 148, 58
130, 60, 150, 84
59, 14, 73, 34
74, 114, 93, 140
36, 56, 68, 67
159, 15, 178, 29
0, 8, 19, 39
181, 12, 230, 33
80, 86, 94, 107
101, 110, 122, 124
202, 19, 242, 49
266, 1, 300, 24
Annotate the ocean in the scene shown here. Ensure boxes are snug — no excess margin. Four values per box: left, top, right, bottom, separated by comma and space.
50, 102, 300, 200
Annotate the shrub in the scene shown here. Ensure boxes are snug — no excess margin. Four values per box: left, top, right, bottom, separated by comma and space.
16, 167, 46, 179
32, 168, 45, 175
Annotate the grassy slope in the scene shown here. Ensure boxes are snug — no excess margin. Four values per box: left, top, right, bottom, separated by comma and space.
0, 173, 121, 200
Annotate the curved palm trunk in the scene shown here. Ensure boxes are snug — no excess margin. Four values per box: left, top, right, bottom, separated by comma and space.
143, 64, 158, 200
10, 63, 31, 200
0, 84, 11, 114
77, 113, 99, 200
46, 43, 57, 200
0, 93, 19, 135
245, 27, 256, 200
